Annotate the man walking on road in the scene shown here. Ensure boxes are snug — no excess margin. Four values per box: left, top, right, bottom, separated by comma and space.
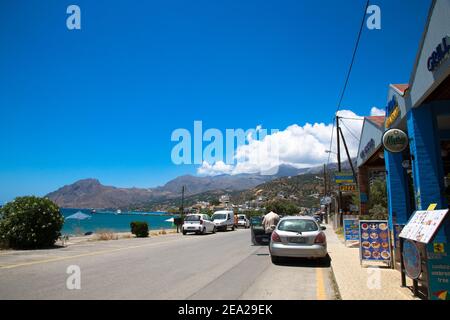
262, 211, 280, 234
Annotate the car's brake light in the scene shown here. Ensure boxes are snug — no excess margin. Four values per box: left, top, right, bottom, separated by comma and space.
271, 231, 281, 242
314, 232, 326, 244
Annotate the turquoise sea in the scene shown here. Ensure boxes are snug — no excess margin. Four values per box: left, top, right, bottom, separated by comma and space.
61, 208, 177, 235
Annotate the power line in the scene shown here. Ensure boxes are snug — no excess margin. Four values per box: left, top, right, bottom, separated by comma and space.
338, 116, 364, 121
326, 0, 369, 167
340, 119, 360, 142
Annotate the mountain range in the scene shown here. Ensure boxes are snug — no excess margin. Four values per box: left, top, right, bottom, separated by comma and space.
46, 161, 354, 209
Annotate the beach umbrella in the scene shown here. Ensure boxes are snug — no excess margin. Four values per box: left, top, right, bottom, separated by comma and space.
66, 211, 91, 220
65, 211, 91, 234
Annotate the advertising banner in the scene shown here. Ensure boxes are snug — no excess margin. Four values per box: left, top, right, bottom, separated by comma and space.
359, 220, 391, 265
344, 219, 360, 242
334, 172, 355, 184
339, 184, 357, 192
427, 241, 450, 300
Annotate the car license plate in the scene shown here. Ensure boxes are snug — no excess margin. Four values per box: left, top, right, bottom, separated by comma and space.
289, 237, 305, 243
187, 227, 195, 230
262, 238, 269, 243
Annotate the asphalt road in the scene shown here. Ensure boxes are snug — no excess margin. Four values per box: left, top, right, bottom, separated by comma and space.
0, 229, 338, 300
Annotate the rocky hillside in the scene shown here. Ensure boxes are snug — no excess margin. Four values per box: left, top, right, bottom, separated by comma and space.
45, 179, 157, 209
46, 161, 352, 209
232, 173, 335, 208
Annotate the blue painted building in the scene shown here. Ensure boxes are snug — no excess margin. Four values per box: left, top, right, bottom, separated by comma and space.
384, 0, 450, 229
383, 0, 450, 299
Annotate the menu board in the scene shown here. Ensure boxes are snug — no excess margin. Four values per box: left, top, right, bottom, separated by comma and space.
344, 219, 360, 242
359, 220, 391, 263
399, 209, 449, 244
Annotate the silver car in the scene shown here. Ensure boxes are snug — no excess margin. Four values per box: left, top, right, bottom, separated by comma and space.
269, 216, 327, 263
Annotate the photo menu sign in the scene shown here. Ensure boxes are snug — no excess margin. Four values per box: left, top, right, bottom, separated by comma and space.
399, 209, 449, 244
344, 219, 360, 242
359, 220, 391, 265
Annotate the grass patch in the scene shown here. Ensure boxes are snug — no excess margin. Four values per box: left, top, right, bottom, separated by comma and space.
94, 230, 119, 241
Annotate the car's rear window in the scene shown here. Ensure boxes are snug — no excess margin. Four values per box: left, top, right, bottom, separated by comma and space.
212, 214, 227, 220
250, 217, 262, 226
238, 216, 246, 220
185, 215, 201, 221
278, 219, 318, 233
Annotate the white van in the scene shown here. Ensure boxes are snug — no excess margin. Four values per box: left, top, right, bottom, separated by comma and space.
211, 210, 235, 231
237, 214, 250, 228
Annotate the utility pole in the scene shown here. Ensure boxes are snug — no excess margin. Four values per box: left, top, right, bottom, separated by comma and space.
336, 116, 343, 227
181, 185, 185, 218
175, 185, 186, 234
339, 127, 357, 184
323, 164, 329, 224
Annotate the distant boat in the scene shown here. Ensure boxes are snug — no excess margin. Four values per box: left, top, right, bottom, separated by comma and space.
116, 209, 122, 215
91, 209, 97, 214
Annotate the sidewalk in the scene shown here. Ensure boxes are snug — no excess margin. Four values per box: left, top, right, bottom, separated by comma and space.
325, 223, 417, 300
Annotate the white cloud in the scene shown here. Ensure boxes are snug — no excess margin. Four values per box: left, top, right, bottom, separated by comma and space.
197, 109, 366, 176
370, 106, 386, 116
197, 161, 234, 176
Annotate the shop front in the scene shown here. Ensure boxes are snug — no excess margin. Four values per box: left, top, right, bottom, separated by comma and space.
384, 0, 450, 299
356, 116, 386, 217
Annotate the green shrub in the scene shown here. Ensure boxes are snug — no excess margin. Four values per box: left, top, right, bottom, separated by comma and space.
265, 199, 299, 215
130, 221, 149, 238
0, 196, 64, 249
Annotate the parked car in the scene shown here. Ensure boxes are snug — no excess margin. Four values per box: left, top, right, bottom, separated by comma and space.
182, 214, 216, 235
250, 216, 270, 245
237, 214, 250, 228
269, 216, 327, 263
211, 210, 235, 231
313, 214, 323, 223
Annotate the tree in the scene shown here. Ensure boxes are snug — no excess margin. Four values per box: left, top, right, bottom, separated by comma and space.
210, 199, 221, 206
0, 196, 64, 249
265, 199, 299, 215
368, 179, 388, 219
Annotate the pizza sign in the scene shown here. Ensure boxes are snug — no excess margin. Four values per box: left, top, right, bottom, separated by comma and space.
339, 184, 357, 192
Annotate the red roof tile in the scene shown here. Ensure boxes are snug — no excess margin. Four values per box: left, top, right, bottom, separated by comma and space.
391, 84, 409, 96
366, 116, 385, 128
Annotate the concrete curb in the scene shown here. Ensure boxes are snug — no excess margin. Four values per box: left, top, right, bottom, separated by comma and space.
329, 262, 343, 300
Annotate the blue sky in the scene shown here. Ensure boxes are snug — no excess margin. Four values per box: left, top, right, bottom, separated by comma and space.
0, 0, 431, 203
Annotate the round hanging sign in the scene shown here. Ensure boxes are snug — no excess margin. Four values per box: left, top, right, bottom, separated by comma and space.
403, 240, 421, 279
382, 129, 408, 153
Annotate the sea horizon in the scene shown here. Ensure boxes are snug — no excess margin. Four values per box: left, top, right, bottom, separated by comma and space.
61, 208, 177, 236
